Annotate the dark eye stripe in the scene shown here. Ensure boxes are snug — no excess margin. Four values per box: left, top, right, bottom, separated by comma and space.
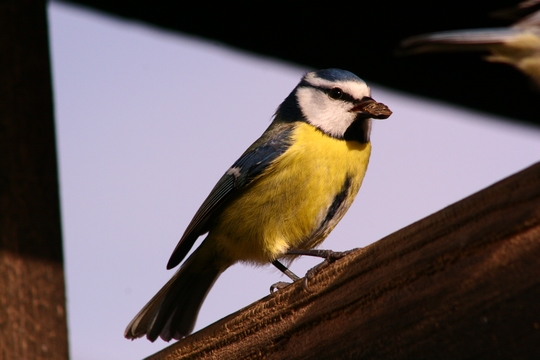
317, 86, 356, 103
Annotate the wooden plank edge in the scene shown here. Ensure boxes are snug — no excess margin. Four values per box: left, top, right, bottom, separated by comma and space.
146, 161, 540, 359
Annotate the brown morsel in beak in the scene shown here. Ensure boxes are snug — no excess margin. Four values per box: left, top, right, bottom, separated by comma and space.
351, 98, 392, 119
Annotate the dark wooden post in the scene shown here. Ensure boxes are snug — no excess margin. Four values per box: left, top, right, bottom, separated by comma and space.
0, 1, 69, 359
147, 162, 540, 359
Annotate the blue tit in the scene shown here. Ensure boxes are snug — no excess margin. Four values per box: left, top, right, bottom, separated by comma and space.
124, 68, 392, 342
399, 3, 540, 84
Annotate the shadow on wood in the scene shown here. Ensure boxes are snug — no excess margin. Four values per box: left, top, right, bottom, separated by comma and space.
147, 162, 540, 359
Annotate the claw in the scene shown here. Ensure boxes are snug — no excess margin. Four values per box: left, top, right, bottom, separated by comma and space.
270, 281, 292, 293
302, 277, 311, 292
302, 259, 330, 291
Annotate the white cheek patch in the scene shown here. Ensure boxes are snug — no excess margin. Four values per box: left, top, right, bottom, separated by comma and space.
296, 87, 357, 137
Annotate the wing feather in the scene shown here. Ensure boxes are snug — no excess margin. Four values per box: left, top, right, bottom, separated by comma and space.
166, 125, 294, 269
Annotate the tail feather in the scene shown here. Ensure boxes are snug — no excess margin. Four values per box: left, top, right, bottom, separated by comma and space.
125, 252, 223, 342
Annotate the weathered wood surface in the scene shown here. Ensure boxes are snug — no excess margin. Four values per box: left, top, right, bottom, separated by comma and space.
0, 2, 69, 359
148, 162, 540, 360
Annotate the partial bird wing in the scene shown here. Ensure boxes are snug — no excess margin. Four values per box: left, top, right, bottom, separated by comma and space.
399, 28, 526, 55
399, 3, 540, 55
398, 7, 540, 85
166, 123, 294, 269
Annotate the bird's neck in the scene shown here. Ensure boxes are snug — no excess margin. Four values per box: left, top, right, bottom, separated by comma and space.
343, 117, 372, 144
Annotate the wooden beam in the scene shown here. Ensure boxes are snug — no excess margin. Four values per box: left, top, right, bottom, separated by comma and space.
63, 0, 540, 127
0, 1, 69, 359
147, 161, 540, 359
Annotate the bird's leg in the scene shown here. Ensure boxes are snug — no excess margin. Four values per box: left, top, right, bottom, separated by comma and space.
270, 260, 300, 293
272, 259, 301, 281
285, 248, 359, 291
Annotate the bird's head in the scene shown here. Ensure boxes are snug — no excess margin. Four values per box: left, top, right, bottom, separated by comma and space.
276, 69, 392, 142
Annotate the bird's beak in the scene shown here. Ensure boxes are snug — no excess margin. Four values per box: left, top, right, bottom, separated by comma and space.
351, 98, 392, 119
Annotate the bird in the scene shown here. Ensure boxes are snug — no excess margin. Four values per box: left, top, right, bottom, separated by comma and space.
124, 68, 392, 342
399, 1, 540, 85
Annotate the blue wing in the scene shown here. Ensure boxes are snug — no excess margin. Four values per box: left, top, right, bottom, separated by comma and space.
166, 125, 294, 269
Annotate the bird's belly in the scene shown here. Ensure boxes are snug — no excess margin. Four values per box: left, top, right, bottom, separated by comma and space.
210, 123, 371, 264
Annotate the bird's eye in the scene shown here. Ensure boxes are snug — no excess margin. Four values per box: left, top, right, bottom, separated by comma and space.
328, 87, 343, 100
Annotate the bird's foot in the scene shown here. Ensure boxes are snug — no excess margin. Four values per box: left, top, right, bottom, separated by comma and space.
270, 281, 293, 293
270, 260, 300, 294
270, 248, 359, 292
287, 248, 359, 291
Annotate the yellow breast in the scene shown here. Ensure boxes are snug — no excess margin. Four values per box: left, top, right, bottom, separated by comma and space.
211, 122, 371, 264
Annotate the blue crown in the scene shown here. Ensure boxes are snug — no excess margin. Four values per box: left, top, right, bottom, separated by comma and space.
312, 68, 362, 83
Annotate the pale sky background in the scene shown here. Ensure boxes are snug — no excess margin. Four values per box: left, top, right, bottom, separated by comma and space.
47, 2, 540, 359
